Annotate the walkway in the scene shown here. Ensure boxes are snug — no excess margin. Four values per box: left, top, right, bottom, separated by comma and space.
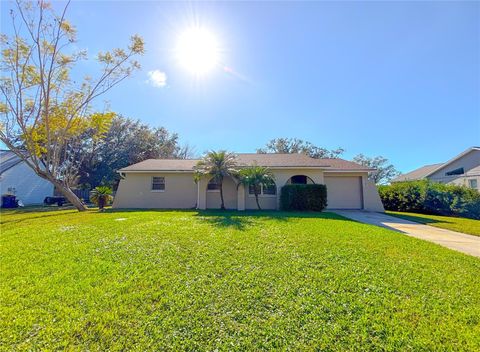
333, 210, 480, 258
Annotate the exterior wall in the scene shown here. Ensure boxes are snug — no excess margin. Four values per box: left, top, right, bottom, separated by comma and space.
0, 162, 54, 205
363, 179, 385, 212
427, 150, 480, 191
244, 189, 277, 210
112, 172, 197, 209
206, 176, 238, 209
113, 168, 385, 212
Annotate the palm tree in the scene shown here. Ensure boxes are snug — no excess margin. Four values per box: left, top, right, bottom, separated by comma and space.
238, 165, 275, 210
90, 186, 113, 211
194, 151, 238, 210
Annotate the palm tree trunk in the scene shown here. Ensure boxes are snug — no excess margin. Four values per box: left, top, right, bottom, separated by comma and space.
255, 191, 262, 210
219, 180, 225, 210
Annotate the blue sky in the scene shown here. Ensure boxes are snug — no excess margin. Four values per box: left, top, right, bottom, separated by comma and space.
1, 1, 479, 172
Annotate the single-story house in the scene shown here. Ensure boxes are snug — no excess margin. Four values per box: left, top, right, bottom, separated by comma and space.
0, 150, 54, 205
392, 146, 479, 191
113, 153, 384, 211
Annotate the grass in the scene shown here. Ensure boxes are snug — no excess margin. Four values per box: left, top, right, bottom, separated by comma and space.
1, 208, 479, 351
387, 211, 480, 237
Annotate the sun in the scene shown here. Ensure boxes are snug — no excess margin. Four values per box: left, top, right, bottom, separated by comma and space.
175, 26, 220, 76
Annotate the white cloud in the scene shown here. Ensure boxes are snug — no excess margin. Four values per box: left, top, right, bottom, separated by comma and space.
147, 70, 167, 87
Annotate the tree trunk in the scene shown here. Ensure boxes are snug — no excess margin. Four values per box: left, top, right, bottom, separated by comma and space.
254, 190, 262, 210
219, 180, 225, 210
51, 179, 88, 211
98, 197, 105, 211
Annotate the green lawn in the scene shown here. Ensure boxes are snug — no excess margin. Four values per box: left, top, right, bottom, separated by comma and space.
387, 211, 480, 237
1, 209, 479, 350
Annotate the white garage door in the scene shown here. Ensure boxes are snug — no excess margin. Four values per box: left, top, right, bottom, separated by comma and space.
324, 176, 363, 209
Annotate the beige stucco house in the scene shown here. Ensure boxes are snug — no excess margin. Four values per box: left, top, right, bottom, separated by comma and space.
392, 147, 480, 191
113, 153, 384, 211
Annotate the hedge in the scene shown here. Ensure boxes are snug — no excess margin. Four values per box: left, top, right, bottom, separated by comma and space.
378, 180, 480, 219
280, 184, 327, 211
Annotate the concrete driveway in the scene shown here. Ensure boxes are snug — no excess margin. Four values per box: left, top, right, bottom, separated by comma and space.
333, 210, 480, 258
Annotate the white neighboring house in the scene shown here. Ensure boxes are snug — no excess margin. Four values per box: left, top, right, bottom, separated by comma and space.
0, 150, 54, 205
392, 147, 480, 191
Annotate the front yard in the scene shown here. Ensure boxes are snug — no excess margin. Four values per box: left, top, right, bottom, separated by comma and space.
387, 211, 480, 237
1, 209, 479, 350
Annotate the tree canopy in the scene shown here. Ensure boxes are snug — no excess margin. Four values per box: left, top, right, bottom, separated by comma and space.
257, 138, 344, 159
353, 154, 400, 184
77, 116, 194, 189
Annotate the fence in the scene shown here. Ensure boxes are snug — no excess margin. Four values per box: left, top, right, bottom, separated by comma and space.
54, 188, 90, 202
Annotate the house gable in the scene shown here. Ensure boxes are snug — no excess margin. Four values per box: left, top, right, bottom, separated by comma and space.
426, 148, 480, 182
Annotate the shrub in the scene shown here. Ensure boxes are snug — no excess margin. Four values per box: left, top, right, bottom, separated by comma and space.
378, 180, 480, 219
90, 186, 113, 211
280, 184, 327, 211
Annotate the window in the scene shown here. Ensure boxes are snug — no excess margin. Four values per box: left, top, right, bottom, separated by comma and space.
248, 184, 261, 195
248, 184, 276, 196
287, 175, 315, 185
290, 175, 308, 184
263, 184, 277, 195
152, 176, 165, 191
445, 167, 464, 176
207, 178, 221, 191
468, 179, 478, 189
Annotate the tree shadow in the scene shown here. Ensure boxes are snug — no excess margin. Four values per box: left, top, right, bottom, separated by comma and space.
388, 212, 453, 226
194, 210, 353, 229
0, 206, 79, 225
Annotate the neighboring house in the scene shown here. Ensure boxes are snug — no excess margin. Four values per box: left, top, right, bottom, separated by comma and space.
0, 150, 54, 205
392, 147, 480, 191
113, 153, 384, 211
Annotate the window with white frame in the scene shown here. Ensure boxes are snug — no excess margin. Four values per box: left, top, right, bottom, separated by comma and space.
468, 179, 478, 189
248, 184, 276, 196
151, 176, 165, 191
207, 178, 221, 191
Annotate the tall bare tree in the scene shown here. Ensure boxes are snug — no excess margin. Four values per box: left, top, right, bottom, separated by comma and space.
0, 0, 144, 210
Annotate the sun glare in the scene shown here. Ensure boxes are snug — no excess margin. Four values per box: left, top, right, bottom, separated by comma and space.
175, 26, 220, 76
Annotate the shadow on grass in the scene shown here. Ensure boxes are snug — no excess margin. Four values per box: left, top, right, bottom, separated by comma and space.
195, 210, 354, 230
388, 212, 453, 226
0, 206, 80, 225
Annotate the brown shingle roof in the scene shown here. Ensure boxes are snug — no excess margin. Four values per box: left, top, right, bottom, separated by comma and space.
118, 153, 373, 172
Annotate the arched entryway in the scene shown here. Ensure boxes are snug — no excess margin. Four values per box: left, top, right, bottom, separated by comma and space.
285, 175, 315, 185
206, 176, 238, 209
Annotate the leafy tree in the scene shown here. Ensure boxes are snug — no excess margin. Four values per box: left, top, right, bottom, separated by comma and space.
0, 1, 144, 211
90, 186, 113, 211
257, 138, 344, 158
77, 116, 190, 189
238, 165, 275, 210
194, 151, 238, 210
353, 154, 400, 184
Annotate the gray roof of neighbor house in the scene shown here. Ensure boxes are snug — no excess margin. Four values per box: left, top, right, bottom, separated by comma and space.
392, 146, 480, 182
392, 163, 443, 182
0, 150, 23, 175
118, 153, 374, 172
